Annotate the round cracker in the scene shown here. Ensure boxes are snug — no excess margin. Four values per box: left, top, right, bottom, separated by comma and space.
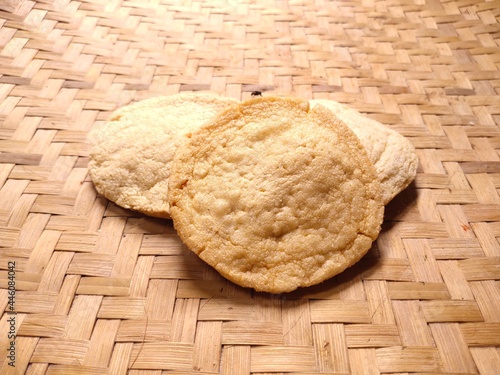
310, 99, 418, 204
88, 93, 239, 218
169, 96, 384, 293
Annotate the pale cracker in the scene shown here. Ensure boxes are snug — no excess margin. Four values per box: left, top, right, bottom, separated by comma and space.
88, 93, 239, 218
310, 99, 418, 204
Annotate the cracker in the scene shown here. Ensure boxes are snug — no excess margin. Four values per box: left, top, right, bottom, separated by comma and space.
88, 93, 239, 218
310, 99, 418, 204
169, 97, 384, 293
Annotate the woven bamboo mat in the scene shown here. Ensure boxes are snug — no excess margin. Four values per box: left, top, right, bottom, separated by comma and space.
1, 0, 499, 373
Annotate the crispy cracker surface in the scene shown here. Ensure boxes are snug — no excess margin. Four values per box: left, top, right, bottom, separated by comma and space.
169, 97, 384, 293
88, 93, 238, 218
310, 99, 418, 204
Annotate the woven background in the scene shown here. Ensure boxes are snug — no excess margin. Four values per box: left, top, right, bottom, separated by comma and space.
1, 0, 499, 373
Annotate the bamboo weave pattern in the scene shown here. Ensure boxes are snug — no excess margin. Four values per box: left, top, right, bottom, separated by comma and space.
0, 0, 499, 374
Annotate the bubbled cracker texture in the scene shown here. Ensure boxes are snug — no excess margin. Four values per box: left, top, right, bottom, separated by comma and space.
88, 93, 239, 218
169, 97, 385, 293
310, 99, 418, 204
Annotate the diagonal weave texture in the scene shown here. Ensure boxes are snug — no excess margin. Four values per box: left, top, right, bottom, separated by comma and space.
1, 0, 500, 373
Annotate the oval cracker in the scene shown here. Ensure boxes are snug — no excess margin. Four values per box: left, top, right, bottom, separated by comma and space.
169, 97, 385, 293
